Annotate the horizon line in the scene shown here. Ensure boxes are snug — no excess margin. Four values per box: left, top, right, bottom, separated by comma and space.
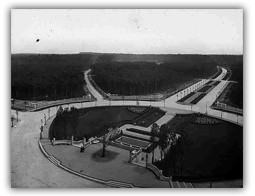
11, 51, 243, 56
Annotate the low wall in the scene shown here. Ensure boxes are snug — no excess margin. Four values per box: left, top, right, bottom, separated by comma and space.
29, 96, 94, 111
146, 163, 171, 181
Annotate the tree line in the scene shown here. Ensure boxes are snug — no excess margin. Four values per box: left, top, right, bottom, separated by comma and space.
91, 59, 217, 95
11, 54, 93, 101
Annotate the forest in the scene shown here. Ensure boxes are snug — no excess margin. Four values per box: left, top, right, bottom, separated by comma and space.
11, 54, 93, 101
224, 59, 243, 108
11, 53, 243, 101
91, 58, 217, 95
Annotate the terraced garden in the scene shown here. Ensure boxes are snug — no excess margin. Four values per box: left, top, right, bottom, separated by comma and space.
49, 106, 165, 140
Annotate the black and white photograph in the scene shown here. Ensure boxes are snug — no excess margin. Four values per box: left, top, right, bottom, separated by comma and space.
10, 9, 243, 188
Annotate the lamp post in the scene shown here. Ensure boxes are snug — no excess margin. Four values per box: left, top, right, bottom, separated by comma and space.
16, 110, 19, 122
40, 126, 43, 139
11, 115, 14, 127
48, 108, 50, 120
44, 114, 46, 125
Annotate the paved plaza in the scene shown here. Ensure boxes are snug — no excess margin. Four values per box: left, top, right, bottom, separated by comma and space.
41, 143, 170, 188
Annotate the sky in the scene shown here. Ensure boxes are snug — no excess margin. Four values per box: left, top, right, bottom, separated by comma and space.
11, 9, 243, 55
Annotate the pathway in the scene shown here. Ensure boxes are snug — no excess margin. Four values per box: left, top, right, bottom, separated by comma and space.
11, 66, 242, 187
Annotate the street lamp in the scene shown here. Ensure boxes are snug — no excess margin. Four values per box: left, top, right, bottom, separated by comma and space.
48, 108, 50, 119
44, 114, 46, 125
16, 110, 19, 122
11, 115, 15, 127
40, 126, 43, 139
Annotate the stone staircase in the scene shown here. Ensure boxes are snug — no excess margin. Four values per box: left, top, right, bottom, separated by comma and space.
170, 181, 194, 188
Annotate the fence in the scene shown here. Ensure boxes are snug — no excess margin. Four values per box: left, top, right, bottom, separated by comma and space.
28, 96, 93, 111
212, 102, 243, 115
146, 163, 171, 181
108, 140, 138, 151
88, 69, 209, 102
87, 73, 109, 99
211, 81, 243, 115
130, 148, 142, 162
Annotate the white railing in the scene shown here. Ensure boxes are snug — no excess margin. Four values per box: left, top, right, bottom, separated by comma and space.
28, 96, 93, 110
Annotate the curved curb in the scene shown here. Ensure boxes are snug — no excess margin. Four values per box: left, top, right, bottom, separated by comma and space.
38, 140, 136, 188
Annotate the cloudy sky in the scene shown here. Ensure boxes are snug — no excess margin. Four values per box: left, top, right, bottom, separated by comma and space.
11, 9, 243, 54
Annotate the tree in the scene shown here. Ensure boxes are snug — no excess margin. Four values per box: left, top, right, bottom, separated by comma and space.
150, 123, 159, 163
101, 133, 108, 157
158, 124, 169, 162
24, 101, 28, 110
11, 99, 15, 107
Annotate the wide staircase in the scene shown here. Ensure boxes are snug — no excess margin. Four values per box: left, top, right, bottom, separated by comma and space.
170, 181, 194, 188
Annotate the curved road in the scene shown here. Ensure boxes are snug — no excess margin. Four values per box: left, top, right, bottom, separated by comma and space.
11, 66, 242, 187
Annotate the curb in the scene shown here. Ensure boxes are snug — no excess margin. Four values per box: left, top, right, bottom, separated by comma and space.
38, 140, 135, 188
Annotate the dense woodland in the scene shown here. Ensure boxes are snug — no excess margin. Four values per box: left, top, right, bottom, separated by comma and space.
91, 57, 217, 95
227, 61, 243, 108
11, 54, 94, 100
12, 53, 243, 101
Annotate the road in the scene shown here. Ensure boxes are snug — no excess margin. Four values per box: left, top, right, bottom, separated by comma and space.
11, 108, 108, 188
11, 66, 242, 187
85, 67, 242, 125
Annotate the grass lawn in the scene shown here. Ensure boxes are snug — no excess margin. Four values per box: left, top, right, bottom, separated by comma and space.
180, 121, 242, 181
190, 93, 206, 104
157, 114, 243, 182
50, 106, 166, 141
197, 85, 212, 93
178, 92, 195, 102
133, 108, 165, 127
77, 107, 141, 138
116, 136, 151, 149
